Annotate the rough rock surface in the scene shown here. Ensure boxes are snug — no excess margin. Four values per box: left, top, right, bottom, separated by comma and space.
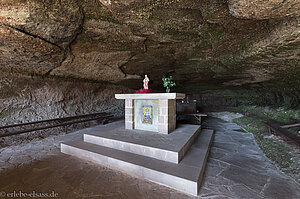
229, 0, 300, 19
0, 75, 130, 126
0, 0, 84, 75
0, 0, 298, 88
0, 0, 299, 122
0, 117, 299, 198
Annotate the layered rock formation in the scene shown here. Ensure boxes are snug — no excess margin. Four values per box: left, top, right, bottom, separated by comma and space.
0, 0, 299, 122
0, 74, 130, 125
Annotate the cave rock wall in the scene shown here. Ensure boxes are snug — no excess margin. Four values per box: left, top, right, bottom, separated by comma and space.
0, 75, 130, 126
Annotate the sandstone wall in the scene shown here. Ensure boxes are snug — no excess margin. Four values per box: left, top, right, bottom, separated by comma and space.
0, 0, 299, 118
0, 75, 130, 126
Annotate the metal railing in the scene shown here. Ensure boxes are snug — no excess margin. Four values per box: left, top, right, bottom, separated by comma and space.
0, 112, 112, 138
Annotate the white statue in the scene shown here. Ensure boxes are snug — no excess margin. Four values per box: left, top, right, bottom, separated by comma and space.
143, 75, 149, 89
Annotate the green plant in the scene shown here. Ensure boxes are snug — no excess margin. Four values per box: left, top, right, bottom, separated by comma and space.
162, 76, 176, 93
232, 115, 300, 182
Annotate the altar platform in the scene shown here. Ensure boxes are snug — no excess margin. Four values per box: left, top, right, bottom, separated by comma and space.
61, 121, 214, 196
115, 93, 185, 134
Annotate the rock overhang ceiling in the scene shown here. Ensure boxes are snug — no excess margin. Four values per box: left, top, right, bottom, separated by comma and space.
0, 0, 299, 91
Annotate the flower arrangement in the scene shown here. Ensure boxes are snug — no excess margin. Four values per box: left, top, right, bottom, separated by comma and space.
134, 88, 153, 94
162, 76, 176, 93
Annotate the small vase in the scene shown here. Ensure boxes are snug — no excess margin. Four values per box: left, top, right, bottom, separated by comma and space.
166, 87, 170, 93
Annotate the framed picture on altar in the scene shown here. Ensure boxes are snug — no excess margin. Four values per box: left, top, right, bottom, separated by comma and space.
142, 106, 153, 124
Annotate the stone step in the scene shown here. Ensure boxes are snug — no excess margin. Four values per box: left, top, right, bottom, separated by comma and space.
83, 123, 201, 164
61, 129, 214, 196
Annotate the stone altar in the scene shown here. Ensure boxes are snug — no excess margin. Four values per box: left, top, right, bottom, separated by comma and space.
61, 92, 215, 196
115, 93, 185, 134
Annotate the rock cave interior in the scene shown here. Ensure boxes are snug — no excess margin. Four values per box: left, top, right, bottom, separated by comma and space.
0, 0, 299, 198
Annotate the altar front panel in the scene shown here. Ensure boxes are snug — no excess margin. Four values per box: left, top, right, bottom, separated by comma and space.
134, 99, 159, 132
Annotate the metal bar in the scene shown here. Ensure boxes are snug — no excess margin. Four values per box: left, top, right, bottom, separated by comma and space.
248, 114, 300, 146
0, 112, 108, 129
268, 127, 272, 135
0, 115, 113, 138
264, 122, 300, 145
291, 118, 300, 122
280, 123, 300, 129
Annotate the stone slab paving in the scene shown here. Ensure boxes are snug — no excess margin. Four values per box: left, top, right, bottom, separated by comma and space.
0, 117, 299, 198
200, 117, 300, 199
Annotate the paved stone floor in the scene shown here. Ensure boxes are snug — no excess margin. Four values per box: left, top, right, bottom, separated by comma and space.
0, 117, 299, 199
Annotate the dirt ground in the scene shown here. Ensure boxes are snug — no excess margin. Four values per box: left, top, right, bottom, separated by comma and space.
0, 154, 189, 199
